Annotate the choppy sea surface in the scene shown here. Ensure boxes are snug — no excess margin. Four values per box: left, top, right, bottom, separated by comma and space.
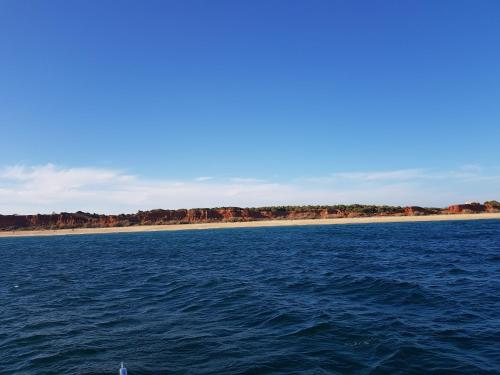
1, 220, 499, 375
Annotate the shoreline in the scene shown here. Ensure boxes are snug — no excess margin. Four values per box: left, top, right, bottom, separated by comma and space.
0, 213, 499, 238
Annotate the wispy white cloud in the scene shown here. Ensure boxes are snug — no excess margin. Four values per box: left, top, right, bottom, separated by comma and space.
194, 176, 213, 182
305, 169, 426, 183
304, 167, 500, 184
0, 164, 498, 214
337, 169, 427, 181
228, 177, 266, 183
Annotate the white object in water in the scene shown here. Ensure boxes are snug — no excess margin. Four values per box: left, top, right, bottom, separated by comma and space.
119, 362, 127, 375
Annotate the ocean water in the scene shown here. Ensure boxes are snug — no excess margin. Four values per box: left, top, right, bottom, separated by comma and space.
1, 220, 499, 375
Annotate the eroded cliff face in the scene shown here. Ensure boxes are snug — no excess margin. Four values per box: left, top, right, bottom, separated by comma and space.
0, 202, 497, 231
0, 208, 334, 230
404, 206, 438, 216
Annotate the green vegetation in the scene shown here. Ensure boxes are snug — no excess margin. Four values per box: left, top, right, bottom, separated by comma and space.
255, 204, 404, 215
485, 200, 500, 208
1, 202, 497, 231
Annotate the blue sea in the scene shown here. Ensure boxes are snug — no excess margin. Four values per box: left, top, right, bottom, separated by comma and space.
1, 220, 499, 375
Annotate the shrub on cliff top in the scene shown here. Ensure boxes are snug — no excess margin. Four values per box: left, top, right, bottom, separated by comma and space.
485, 200, 500, 208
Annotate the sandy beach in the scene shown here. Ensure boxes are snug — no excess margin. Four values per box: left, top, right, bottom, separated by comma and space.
0, 212, 499, 238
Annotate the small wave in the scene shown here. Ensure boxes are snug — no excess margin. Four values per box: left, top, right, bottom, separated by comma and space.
286, 322, 333, 337
22, 320, 64, 332
1, 220, 499, 374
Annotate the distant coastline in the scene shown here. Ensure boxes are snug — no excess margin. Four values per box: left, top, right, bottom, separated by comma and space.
1, 212, 499, 238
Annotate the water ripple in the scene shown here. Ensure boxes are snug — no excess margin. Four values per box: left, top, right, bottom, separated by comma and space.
0, 220, 499, 374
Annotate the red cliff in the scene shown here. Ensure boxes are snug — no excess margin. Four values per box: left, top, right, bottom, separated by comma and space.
0, 201, 496, 231
446, 203, 486, 214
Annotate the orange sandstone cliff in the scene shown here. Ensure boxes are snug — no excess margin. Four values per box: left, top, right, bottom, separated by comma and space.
0, 201, 498, 231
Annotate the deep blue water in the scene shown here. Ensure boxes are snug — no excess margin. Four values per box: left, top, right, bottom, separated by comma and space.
1, 220, 500, 375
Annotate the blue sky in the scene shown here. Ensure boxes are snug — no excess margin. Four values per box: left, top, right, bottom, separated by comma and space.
1, 1, 499, 213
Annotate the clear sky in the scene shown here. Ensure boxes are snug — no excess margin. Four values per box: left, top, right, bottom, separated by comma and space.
1, 1, 499, 213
